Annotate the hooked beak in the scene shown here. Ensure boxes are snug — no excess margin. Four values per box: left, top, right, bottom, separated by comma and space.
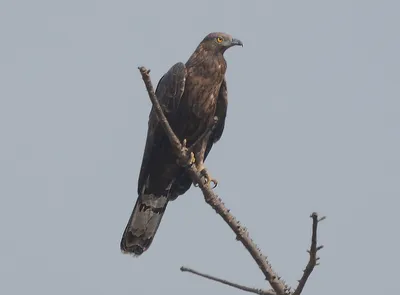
231, 38, 243, 47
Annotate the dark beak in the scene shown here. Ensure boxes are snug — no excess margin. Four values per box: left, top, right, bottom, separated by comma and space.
231, 38, 243, 47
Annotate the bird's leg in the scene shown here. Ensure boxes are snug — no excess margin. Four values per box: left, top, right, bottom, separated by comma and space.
192, 141, 218, 189
178, 139, 196, 167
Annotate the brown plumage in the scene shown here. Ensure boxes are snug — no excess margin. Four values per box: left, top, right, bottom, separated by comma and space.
121, 32, 243, 256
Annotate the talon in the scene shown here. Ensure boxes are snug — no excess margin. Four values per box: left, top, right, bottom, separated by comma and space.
210, 179, 218, 189
200, 168, 218, 189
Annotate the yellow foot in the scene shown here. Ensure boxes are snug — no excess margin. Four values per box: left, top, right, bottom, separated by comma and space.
178, 151, 195, 168
178, 139, 196, 168
183, 139, 196, 166
189, 152, 196, 166
200, 168, 218, 189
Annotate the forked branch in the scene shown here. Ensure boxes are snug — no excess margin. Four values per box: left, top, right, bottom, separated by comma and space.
180, 213, 324, 295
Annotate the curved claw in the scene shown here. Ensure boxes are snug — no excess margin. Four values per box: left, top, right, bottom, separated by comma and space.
200, 168, 218, 189
209, 179, 218, 189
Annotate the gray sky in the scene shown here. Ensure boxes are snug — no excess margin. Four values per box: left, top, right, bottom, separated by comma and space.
1, 1, 399, 294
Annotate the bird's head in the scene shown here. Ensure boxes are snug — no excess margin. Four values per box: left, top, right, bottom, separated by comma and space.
200, 32, 243, 54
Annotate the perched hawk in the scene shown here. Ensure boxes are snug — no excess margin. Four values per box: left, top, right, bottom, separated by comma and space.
121, 32, 243, 256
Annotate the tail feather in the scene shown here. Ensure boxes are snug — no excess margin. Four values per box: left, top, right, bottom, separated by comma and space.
120, 193, 169, 256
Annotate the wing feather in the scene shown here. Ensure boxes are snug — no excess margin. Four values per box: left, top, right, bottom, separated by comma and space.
137, 62, 186, 195
204, 78, 228, 159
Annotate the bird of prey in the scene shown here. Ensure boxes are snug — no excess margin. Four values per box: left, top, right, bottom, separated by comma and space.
121, 32, 243, 256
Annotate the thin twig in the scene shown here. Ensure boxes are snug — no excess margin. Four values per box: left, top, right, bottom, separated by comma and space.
138, 66, 287, 295
180, 266, 276, 295
292, 212, 324, 295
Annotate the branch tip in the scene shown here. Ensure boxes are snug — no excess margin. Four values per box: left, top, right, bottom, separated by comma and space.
292, 212, 324, 295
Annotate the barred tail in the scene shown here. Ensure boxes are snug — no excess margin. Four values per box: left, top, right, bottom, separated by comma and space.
120, 193, 169, 256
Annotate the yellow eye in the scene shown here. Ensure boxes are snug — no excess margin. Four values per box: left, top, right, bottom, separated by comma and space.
216, 37, 223, 43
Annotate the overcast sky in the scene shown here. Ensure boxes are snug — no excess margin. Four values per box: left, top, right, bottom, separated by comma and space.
1, 1, 399, 294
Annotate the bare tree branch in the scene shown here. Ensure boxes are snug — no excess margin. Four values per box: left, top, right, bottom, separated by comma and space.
180, 266, 276, 295
292, 213, 325, 295
138, 66, 287, 294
